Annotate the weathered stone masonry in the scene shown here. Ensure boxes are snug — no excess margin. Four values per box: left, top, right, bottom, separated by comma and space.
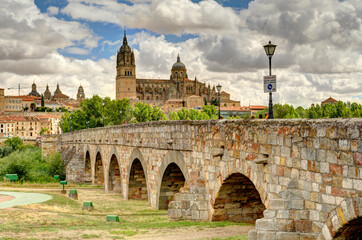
42, 119, 362, 239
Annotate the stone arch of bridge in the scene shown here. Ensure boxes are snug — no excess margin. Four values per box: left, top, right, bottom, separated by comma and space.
318, 198, 362, 239
107, 146, 121, 193
156, 151, 188, 210
127, 148, 150, 201
94, 150, 105, 187
211, 171, 266, 223
84, 149, 92, 183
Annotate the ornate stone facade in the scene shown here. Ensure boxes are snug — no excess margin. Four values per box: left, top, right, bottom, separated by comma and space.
115, 32, 240, 109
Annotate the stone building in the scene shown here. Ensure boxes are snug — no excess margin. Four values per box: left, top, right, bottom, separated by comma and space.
53, 83, 70, 102
28, 82, 40, 97
44, 84, 52, 100
76, 85, 85, 101
115, 32, 239, 109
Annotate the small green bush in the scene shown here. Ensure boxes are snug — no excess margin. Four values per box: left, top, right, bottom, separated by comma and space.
0, 146, 13, 158
0, 147, 65, 182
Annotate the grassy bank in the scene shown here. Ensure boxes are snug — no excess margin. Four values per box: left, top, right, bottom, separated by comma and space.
0, 188, 252, 240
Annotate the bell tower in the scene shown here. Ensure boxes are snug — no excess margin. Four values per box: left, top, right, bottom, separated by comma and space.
116, 31, 136, 100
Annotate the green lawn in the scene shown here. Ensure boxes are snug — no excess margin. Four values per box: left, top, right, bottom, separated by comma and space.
0, 186, 252, 239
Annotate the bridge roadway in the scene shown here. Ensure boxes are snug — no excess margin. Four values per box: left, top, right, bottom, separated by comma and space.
42, 119, 362, 240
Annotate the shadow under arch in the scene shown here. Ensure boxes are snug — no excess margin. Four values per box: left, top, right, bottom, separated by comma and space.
318, 198, 362, 239
127, 148, 149, 201
94, 151, 105, 186
212, 172, 265, 223
84, 150, 91, 183
108, 154, 122, 193
156, 151, 188, 210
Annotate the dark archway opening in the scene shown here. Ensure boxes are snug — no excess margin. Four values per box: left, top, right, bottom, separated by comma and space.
108, 155, 121, 193
84, 151, 91, 183
94, 152, 104, 186
159, 163, 185, 210
212, 173, 265, 223
333, 217, 362, 239
128, 159, 147, 200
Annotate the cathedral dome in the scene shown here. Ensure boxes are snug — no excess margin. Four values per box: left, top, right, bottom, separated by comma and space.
172, 55, 186, 69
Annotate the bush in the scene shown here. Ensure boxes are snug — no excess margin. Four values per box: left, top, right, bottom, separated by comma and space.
0, 147, 65, 182
0, 146, 14, 158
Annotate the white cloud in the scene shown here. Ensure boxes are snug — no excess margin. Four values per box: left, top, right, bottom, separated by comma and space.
61, 0, 241, 35
47, 6, 59, 16
1, 0, 361, 109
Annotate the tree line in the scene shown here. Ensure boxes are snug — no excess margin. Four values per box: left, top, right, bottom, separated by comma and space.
60, 96, 362, 133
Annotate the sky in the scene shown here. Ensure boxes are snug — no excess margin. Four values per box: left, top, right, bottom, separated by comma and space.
0, 0, 361, 108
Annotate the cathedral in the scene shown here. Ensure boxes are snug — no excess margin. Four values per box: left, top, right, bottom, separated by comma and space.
29, 82, 85, 102
115, 32, 239, 111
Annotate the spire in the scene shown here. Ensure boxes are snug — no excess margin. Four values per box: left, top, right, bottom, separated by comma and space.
177, 54, 180, 62
123, 30, 128, 45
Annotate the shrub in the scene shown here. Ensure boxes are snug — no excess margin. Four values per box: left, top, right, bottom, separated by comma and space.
0, 147, 65, 182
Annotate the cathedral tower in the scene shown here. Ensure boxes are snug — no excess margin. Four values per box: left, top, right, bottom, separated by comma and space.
116, 31, 136, 100
77, 85, 85, 101
44, 84, 51, 100
170, 55, 188, 98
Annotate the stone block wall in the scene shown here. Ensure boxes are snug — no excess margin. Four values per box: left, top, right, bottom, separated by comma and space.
41, 134, 60, 156
58, 118, 362, 239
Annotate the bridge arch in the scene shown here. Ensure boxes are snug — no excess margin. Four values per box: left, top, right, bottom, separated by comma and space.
318, 198, 362, 239
212, 171, 266, 223
84, 149, 91, 183
127, 148, 150, 201
156, 151, 188, 210
94, 151, 105, 187
108, 152, 122, 193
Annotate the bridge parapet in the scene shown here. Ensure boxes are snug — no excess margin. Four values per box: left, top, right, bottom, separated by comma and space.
56, 118, 361, 240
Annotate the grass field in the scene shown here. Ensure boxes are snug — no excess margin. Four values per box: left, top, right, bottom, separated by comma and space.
0, 184, 252, 240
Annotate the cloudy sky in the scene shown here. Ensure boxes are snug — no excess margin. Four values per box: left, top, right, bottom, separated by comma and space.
1, 0, 361, 107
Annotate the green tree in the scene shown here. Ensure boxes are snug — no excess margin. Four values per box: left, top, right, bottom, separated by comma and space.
132, 102, 167, 123
40, 128, 48, 135
201, 105, 218, 119
4, 137, 23, 151
41, 94, 45, 108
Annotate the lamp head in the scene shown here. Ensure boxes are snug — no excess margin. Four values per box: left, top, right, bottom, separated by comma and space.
263, 41, 277, 57
216, 84, 222, 93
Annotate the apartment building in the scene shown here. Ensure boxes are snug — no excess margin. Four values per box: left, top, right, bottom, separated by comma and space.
4, 96, 23, 112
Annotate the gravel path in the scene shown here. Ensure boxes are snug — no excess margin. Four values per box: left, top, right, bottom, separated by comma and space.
0, 191, 52, 209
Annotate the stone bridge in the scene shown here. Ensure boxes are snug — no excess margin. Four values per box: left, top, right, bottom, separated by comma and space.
42, 119, 362, 240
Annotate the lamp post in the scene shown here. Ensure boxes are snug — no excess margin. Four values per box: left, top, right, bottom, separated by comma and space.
102, 101, 105, 127
216, 84, 222, 119
263, 41, 277, 119
69, 116, 72, 132
120, 110, 123, 125
86, 121, 89, 129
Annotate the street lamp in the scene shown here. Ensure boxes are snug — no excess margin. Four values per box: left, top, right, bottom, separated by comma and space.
263, 40, 277, 119
69, 116, 72, 132
86, 121, 89, 129
216, 84, 222, 119
102, 101, 105, 127
120, 110, 123, 125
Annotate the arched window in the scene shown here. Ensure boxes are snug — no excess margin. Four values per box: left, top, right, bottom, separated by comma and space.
147, 96, 150, 100
181, 72, 183, 78
175, 72, 178, 78
130, 71, 132, 76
